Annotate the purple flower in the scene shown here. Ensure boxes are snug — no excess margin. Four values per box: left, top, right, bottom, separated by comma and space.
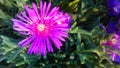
107, 21, 116, 33
107, 0, 120, 15
106, 21, 120, 35
110, 52, 120, 63
113, 54, 120, 63
103, 34, 120, 63
11, 1, 71, 56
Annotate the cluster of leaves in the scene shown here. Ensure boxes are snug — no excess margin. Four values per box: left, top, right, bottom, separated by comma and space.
0, 0, 120, 68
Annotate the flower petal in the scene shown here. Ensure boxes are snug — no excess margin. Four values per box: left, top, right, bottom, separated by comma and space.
16, 14, 29, 23
18, 36, 32, 46
43, 2, 46, 17
48, 7, 59, 17
24, 5, 39, 23
32, 3, 41, 20
49, 35, 62, 49
21, 36, 35, 47
27, 36, 38, 54
46, 37, 53, 52
12, 19, 30, 32
46, 2, 51, 16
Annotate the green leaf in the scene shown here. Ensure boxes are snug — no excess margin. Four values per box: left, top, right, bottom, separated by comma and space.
79, 54, 87, 64
7, 48, 22, 63
15, 0, 26, 10
79, 29, 92, 36
69, 0, 80, 8
71, 22, 77, 28
0, 55, 7, 62
1, 35, 18, 48
69, 27, 78, 33
76, 32, 81, 51
80, 47, 103, 57
16, 60, 27, 66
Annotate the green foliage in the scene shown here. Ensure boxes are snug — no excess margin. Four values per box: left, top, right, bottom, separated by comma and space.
0, 0, 119, 68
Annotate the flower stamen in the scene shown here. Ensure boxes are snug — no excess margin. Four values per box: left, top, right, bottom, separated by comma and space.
37, 24, 45, 31
57, 22, 61, 24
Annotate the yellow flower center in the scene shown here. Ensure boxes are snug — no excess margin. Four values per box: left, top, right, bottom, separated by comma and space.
37, 24, 45, 31
111, 39, 117, 44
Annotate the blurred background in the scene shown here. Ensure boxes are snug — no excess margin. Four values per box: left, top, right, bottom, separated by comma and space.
1, 0, 120, 68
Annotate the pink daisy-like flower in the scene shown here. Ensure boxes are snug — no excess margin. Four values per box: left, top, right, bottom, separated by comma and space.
11, 1, 71, 56
103, 34, 120, 63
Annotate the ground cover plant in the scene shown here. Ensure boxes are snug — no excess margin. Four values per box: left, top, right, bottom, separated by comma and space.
1, 0, 120, 68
